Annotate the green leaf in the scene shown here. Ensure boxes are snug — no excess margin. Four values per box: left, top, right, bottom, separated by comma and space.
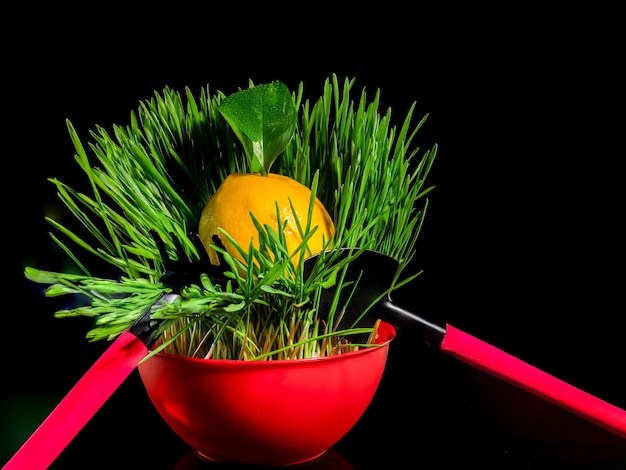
217, 81, 297, 175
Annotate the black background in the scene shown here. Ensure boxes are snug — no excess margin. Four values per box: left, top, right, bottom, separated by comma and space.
3, 6, 625, 469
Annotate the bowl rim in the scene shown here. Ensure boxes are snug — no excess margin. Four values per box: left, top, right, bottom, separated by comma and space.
149, 320, 396, 367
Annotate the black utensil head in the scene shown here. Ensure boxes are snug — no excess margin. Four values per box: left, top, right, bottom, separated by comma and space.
304, 249, 445, 345
303, 248, 400, 334
151, 230, 230, 290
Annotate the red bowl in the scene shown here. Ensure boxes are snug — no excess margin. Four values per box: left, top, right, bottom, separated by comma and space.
138, 321, 395, 466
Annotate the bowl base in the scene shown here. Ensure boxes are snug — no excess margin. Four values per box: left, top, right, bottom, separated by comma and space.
195, 449, 329, 467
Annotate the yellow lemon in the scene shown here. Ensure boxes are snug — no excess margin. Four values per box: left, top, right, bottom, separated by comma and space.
198, 173, 335, 267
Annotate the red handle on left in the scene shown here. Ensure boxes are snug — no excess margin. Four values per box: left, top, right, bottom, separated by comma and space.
3, 332, 148, 470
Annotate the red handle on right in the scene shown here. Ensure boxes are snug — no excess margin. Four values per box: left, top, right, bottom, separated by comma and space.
440, 324, 626, 439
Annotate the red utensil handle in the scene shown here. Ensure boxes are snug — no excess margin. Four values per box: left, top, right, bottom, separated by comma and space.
3, 332, 148, 470
440, 324, 626, 439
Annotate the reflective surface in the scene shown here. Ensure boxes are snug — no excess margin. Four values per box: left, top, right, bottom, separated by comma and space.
4, 336, 623, 469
